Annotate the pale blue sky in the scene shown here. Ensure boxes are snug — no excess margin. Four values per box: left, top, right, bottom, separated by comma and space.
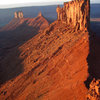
0, 0, 99, 8
0, 0, 98, 5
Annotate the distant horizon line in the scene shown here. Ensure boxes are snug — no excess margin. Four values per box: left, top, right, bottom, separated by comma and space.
0, 2, 99, 9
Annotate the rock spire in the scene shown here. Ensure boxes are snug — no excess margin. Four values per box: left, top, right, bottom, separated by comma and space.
14, 11, 24, 19
56, 0, 90, 30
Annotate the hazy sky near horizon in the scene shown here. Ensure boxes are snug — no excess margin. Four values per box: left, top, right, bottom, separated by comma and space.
0, 0, 99, 8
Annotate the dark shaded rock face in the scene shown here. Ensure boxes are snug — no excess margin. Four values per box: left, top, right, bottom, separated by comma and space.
14, 11, 24, 19
56, 0, 90, 30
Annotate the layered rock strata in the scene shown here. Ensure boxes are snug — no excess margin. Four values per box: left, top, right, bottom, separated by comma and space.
0, 0, 90, 100
0, 21, 89, 100
0, 12, 49, 60
56, 0, 90, 30
14, 11, 24, 19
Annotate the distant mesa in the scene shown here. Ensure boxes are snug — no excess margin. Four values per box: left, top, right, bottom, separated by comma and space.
0, 11, 49, 31
14, 11, 24, 19
14, 11, 42, 19
0, 0, 91, 100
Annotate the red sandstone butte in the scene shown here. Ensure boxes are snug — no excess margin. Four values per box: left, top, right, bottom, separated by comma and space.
56, 0, 90, 30
0, 0, 90, 100
0, 12, 49, 31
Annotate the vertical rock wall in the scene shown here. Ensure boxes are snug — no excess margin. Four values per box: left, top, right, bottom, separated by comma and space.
56, 0, 90, 30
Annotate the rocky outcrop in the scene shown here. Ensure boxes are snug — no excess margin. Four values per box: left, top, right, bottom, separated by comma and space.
38, 12, 42, 17
0, 0, 90, 100
56, 0, 90, 30
14, 11, 24, 19
87, 79, 100, 100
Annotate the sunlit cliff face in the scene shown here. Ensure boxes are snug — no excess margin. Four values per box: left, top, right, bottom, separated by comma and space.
56, 0, 90, 30
0, 0, 90, 100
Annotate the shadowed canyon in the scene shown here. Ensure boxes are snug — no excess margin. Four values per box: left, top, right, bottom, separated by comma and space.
0, 0, 100, 100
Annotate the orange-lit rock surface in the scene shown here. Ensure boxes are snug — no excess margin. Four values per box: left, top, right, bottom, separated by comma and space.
56, 0, 90, 30
0, 21, 89, 100
0, 12, 49, 31
0, 0, 90, 100
87, 79, 100, 100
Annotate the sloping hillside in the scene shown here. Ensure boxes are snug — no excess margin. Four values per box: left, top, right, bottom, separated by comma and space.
0, 20, 89, 100
0, 0, 90, 100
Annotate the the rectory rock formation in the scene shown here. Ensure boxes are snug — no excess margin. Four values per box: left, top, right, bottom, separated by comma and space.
56, 0, 90, 30
14, 11, 24, 19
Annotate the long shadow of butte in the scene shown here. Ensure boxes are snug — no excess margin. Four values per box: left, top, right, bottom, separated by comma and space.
85, 21, 100, 88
